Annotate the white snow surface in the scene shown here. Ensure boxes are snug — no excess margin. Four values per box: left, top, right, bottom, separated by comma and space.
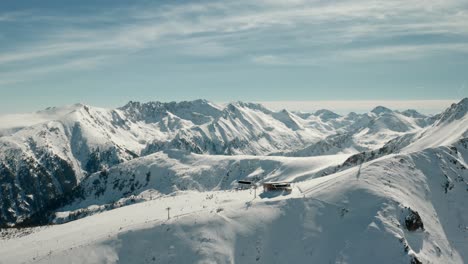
1, 142, 467, 264
59, 151, 351, 213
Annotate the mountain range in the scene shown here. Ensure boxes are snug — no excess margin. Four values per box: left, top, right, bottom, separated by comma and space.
0, 98, 467, 264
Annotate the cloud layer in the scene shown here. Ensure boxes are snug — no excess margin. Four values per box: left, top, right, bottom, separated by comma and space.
0, 0, 466, 114
1, 1, 467, 77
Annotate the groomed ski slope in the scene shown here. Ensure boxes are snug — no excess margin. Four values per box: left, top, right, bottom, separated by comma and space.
1, 143, 467, 264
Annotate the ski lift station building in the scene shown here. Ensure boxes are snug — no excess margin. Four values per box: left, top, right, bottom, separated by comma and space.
263, 182, 292, 192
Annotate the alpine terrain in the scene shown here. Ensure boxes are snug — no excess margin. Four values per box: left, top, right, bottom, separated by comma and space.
0, 98, 467, 264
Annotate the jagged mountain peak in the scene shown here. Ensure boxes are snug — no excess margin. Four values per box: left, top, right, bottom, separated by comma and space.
435, 97, 468, 124
166, 99, 218, 110
120, 99, 218, 111
225, 101, 271, 113
400, 109, 427, 118
272, 109, 303, 131
371, 105, 393, 115
367, 113, 416, 133
276, 108, 294, 117
314, 109, 341, 121
119, 99, 223, 125
121, 100, 143, 109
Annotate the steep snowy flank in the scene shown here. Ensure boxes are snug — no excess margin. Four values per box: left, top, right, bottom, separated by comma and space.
272, 109, 304, 131
402, 98, 468, 153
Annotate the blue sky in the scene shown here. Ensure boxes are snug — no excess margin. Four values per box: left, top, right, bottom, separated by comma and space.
0, 0, 467, 113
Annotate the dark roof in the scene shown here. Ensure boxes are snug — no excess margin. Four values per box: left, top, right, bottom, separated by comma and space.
238, 180, 252, 184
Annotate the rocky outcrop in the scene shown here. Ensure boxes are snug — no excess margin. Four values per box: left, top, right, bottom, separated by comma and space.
403, 207, 424, 232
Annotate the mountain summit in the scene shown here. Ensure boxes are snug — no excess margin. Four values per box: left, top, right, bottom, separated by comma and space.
436, 97, 468, 124
371, 105, 393, 115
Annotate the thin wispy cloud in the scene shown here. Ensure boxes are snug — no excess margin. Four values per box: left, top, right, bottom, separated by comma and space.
0, 56, 109, 85
338, 43, 468, 61
2, 1, 467, 57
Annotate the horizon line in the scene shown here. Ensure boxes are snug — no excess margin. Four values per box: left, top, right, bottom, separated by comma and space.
253, 99, 461, 114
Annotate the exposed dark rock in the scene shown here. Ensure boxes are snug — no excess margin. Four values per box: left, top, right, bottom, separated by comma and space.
410, 255, 422, 264
0, 152, 80, 227
404, 207, 424, 231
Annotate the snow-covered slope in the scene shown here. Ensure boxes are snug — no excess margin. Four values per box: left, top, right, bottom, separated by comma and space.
142, 102, 327, 156
53, 151, 350, 221
0, 98, 466, 264
274, 107, 432, 158
1, 137, 466, 264
403, 98, 468, 153
328, 98, 468, 175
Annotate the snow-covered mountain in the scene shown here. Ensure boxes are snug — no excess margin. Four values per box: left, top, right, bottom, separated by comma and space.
1, 121, 467, 264
328, 98, 468, 174
0, 99, 450, 227
0, 98, 466, 264
273, 105, 433, 157
0, 100, 327, 226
